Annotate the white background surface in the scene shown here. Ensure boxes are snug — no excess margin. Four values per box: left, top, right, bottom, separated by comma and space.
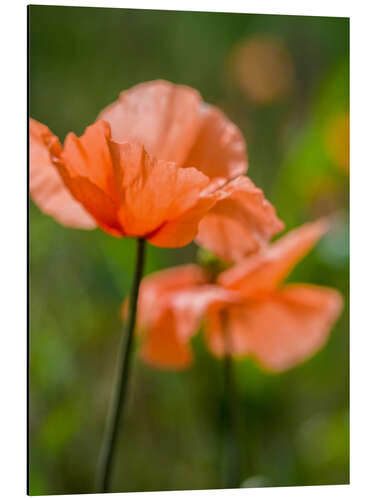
0, 0, 372, 498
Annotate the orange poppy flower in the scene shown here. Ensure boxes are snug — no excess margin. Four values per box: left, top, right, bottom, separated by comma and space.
133, 219, 343, 372
30, 80, 283, 251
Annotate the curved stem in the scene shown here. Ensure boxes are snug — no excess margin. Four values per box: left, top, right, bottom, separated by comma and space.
222, 310, 240, 489
96, 238, 146, 493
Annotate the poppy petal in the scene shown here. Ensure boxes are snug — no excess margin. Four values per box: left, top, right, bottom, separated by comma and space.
137, 264, 208, 331
62, 120, 118, 201
140, 285, 239, 369
54, 158, 123, 236
162, 285, 240, 343
205, 284, 343, 372
135, 265, 238, 369
141, 309, 194, 370
205, 306, 255, 357
183, 104, 248, 179
108, 140, 211, 239
147, 187, 222, 247
29, 118, 96, 229
196, 176, 284, 262
99, 80, 202, 165
218, 219, 329, 296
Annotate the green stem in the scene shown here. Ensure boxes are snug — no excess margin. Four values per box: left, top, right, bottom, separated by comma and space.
96, 238, 146, 493
222, 310, 240, 489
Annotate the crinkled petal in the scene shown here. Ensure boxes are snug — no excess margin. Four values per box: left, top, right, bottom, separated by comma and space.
99, 81, 248, 180
62, 120, 118, 201
196, 176, 284, 262
99, 80, 202, 165
108, 140, 211, 238
218, 219, 329, 296
183, 104, 248, 179
54, 156, 123, 236
147, 187, 222, 248
205, 284, 343, 372
29, 118, 96, 229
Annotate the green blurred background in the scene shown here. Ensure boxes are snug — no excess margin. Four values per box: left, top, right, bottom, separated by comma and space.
28, 5, 349, 495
